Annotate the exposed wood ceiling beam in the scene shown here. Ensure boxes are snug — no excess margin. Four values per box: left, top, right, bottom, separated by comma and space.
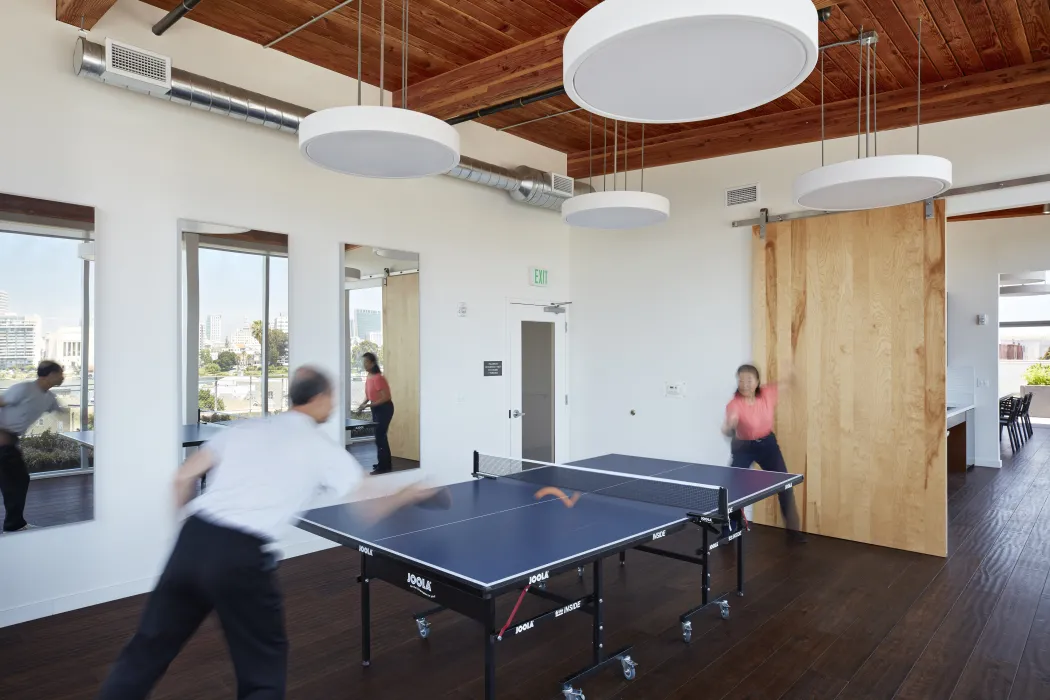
948, 206, 1048, 223
0, 192, 94, 231
395, 0, 842, 120
567, 58, 1050, 179
56, 0, 118, 29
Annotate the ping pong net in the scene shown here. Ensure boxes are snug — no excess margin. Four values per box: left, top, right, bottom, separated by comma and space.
474, 452, 729, 520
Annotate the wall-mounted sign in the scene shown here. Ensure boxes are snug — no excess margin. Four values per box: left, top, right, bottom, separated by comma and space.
484, 361, 503, 377
529, 267, 549, 287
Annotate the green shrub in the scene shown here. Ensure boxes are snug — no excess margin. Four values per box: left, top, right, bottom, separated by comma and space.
1023, 364, 1050, 386
21, 430, 83, 474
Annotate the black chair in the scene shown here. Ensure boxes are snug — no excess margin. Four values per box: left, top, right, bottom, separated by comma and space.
1021, 392, 1034, 439
1000, 397, 1024, 452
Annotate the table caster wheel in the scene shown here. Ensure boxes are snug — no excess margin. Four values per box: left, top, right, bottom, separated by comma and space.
681, 620, 692, 644
416, 618, 431, 639
719, 601, 730, 619
621, 656, 637, 680
562, 685, 585, 700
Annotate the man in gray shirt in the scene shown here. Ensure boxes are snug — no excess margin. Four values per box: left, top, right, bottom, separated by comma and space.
97, 365, 447, 700
0, 360, 65, 532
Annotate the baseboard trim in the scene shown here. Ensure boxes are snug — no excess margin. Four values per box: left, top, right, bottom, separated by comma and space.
0, 533, 340, 629
0, 576, 157, 629
974, 457, 1002, 468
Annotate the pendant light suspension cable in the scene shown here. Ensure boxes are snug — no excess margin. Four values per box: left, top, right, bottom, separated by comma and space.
820, 49, 825, 167
917, 16, 922, 155
357, 0, 362, 106
857, 25, 863, 159
634, 124, 642, 192
379, 0, 385, 107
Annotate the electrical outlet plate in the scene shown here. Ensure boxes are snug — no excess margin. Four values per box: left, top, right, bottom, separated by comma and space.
665, 382, 685, 398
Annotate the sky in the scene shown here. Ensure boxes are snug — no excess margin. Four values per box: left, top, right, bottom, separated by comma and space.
0, 230, 85, 334
198, 248, 288, 340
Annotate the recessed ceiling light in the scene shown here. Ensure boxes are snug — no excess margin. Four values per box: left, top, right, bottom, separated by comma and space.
563, 0, 819, 123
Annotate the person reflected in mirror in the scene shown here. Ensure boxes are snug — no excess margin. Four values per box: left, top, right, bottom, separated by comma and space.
356, 352, 394, 476
722, 363, 805, 544
97, 365, 446, 700
0, 360, 65, 533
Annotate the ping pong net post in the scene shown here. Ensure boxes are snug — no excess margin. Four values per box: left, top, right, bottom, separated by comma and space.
472, 451, 730, 523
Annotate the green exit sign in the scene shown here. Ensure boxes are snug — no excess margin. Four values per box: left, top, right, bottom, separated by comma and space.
530, 267, 549, 287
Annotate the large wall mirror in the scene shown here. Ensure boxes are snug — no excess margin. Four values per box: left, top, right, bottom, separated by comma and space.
344, 245, 420, 476
0, 220, 94, 531
180, 221, 288, 472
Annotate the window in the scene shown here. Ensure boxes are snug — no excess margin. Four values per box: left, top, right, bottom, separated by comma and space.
183, 225, 288, 424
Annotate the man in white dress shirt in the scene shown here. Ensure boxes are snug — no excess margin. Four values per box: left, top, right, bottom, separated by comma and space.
98, 365, 439, 700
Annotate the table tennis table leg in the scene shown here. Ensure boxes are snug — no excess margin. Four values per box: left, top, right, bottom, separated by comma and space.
361, 553, 371, 667
593, 557, 605, 666
736, 523, 745, 597
483, 598, 496, 700
701, 527, 710, 607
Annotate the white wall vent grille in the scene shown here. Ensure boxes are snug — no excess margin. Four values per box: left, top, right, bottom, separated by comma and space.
103, 39, 172, 94
551, 173, 575, 197
726, 183, 759, 207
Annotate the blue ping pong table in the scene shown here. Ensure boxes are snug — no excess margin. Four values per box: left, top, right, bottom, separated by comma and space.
297, 451, 802, 700
60, 422, 229, 449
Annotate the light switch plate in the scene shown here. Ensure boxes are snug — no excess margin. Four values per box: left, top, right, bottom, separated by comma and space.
665, 382, 686, 398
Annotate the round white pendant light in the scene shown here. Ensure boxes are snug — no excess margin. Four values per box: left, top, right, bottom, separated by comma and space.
374, 247, 419, 261
298, 0, 460, 179
563, 0, 819, 123
794, 155, 953, 211
562, 191, 670, 229
299, 106, 460, 179
793, 19, 952, 211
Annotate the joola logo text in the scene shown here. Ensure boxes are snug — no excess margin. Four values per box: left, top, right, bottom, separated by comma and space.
555, 601, 582, 617
358, 546, 374, 556
515, 621, 535, 634
529, 571, 550, 585
407, 573, 433, 594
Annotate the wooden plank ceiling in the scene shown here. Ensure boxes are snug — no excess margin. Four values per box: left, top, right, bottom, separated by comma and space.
75, 0, 1050, 178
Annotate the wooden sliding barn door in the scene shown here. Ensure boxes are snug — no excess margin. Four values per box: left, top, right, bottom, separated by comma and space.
752, 201, 947, 557
383, 273, 421, 462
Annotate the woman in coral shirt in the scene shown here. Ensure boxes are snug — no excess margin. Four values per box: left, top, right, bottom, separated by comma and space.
722, 364, 803, 540
357, 352, 394, 475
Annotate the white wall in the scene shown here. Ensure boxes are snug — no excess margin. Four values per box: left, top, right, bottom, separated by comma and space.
570, 103, 1050, 470
949, 216, 1050, 465
0, 0, 569, 627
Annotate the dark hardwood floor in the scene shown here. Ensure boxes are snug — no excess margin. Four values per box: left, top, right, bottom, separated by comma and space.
347, 442, 420, 474
0, 472, 93, 530
2, 431, 1049, 699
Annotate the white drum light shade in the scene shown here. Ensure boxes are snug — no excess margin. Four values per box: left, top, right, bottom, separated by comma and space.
794, 155, 953, 211
374, 248, 419, 261
563, 0, 819, 123
299, 106, 461, 179
182, 222, 251, 235
562, 191, 670, 229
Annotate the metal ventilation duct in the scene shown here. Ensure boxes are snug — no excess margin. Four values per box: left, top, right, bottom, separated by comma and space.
73, 37, 589, 211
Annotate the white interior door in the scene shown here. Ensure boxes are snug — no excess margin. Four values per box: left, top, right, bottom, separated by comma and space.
508, 302, 567, 462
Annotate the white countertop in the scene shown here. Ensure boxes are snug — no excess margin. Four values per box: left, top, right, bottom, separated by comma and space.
947, 404, 976, 421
